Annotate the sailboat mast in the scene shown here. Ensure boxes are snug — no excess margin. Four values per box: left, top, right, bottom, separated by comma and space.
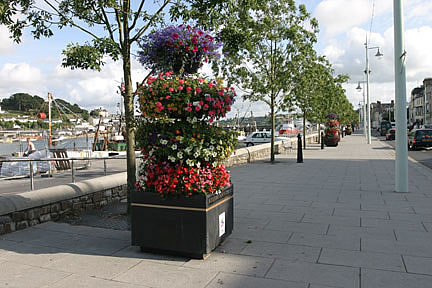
48, 92, 52, 148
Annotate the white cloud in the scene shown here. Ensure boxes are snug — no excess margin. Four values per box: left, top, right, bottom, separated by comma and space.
314, 0, 392, 36
0, 63, 42, 87
0, 26, 15, 54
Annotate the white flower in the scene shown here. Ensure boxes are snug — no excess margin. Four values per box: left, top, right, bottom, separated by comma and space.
160, 139, 168, 145
186, 159, 194, 166
177, 152, 183, 159
194, 151, 200, 158
171, 144, 177, 150
196, 162, 201, 168
168, 156, 176, 162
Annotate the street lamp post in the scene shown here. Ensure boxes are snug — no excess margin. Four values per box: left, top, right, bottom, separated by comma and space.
357, 81, 367, 136
364, 39, 383, 144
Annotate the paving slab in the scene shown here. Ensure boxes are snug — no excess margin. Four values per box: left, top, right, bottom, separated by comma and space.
402, 255, 432, 275
318, 248, 405, 272
205, 272, 306, 288
265, 260, 360, 288
361, 268, 432, 288
240, 241, 320, 262
44, 274, 148, 288
113, 261, 218, 288
0, 260, 70, 288
183, 252, 274, 277
43, 253, 141, 280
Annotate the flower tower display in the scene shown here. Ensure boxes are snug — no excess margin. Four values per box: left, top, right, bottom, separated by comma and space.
324, 113, 340, 147
131, 25, 237, 258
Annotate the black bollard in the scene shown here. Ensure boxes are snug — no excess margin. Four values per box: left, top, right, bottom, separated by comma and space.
297, 133, 303, 163
341, 127, 344, 138
321, 132, 324, 149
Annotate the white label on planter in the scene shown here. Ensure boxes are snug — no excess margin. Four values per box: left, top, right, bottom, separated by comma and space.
219, 212, 226, 237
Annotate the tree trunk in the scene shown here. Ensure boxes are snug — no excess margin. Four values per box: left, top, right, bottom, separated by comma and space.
121, 0, 136, 219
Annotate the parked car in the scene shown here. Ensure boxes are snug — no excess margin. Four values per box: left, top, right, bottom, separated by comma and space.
386, 128, 396, 140
245, 131, 288, 147
408, 129, 432, 150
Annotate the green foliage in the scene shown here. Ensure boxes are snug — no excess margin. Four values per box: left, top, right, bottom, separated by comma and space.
0, 93, 89, 120
1, 93, 44, 112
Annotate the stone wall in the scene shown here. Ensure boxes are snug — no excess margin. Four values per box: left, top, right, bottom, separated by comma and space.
225, 133, 319, 167
0, 173, 127, 235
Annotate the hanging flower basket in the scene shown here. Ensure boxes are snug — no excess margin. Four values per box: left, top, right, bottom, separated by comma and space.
138, 25, 222, 74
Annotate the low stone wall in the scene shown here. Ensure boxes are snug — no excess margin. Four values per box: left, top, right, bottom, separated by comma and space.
0, 173, 127, 235
0, 133, 319, 235
225, 133, 319, 167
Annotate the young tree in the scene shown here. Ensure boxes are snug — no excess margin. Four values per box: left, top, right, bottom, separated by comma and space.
212, 0, 319, 162
1, 0, 233, 215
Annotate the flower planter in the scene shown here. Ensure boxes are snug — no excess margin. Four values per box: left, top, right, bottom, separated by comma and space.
131, 185, 233, 259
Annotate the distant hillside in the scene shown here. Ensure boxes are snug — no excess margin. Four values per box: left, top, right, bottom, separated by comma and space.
1, 93, 89, 120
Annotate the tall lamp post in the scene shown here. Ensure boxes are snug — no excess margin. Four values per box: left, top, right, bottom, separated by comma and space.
356, 80, 367, 136
364, 39, 383, 144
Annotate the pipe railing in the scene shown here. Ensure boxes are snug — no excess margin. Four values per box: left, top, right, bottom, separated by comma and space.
0, 156, 141, 191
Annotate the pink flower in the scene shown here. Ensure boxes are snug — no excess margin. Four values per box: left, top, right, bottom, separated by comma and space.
179, 80, 185, 85
169, 87, 174, 92
197, 30, 204, 36
218, 90, 224, 96
178, 86, 184, 91
187, 107, 193, 112
186, 86, 192, 93
172, 33, 179, 39
165, 95, 171, 100
203, 104, 209, 110
199, 101, 204, 106
156, 102, 164, 111
192, 46, 198, 52
195, 87, 202, 93
195, 106, 201, 111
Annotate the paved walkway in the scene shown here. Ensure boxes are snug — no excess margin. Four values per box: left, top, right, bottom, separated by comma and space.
1, 132, 432, 287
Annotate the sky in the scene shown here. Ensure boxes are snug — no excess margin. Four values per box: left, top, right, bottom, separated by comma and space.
1, 0, 432, 118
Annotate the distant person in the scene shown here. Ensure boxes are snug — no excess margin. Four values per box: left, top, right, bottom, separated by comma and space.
23, 138, 36, 156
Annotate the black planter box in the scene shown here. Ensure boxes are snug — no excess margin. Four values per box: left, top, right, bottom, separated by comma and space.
131, 185, 234, 259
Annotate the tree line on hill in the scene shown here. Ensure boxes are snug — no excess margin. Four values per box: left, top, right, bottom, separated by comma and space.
1, 93, 89, 120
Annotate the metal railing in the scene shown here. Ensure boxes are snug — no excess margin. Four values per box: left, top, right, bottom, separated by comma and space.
0, 156, 140, 191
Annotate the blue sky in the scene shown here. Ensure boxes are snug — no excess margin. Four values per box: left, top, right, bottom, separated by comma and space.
1, 0, 432, 117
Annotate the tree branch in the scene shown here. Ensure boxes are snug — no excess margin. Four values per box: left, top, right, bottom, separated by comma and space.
129, 0, 146, 31
130, 0, 171, 43
95, 0, 115, 42
42, 0, 101, 40
114, 4, 124, 50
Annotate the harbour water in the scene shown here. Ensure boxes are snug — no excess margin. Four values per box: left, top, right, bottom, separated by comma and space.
0, 136, 94, 156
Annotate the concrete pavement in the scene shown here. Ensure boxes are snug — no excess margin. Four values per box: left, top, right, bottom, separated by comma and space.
1, 132, 432, 287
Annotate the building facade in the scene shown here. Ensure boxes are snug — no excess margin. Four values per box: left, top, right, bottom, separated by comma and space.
409, 78, 432, 127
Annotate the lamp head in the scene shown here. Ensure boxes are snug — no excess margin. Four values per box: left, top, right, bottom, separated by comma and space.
375, 48, 383, 57
356, 82, 362, 91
